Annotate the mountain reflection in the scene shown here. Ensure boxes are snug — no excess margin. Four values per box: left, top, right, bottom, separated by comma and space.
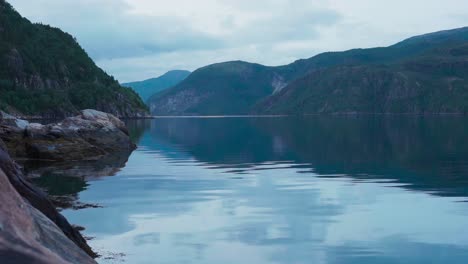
127, 116, 468, 198
56, 117, 468, 263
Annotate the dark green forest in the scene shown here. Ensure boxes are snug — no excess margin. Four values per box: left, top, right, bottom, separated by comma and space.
0, 0, 147, 117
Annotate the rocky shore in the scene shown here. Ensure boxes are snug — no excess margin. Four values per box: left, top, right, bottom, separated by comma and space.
0, 110, 136, 263
0, 109, 136, 161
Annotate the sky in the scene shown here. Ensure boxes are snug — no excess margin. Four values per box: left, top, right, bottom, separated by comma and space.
8, 0, 468, 83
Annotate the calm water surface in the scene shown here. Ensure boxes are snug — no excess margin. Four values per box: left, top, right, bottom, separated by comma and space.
33, 117, 468, 264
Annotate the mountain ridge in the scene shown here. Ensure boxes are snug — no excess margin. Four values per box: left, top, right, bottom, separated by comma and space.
149, 26, 468, 115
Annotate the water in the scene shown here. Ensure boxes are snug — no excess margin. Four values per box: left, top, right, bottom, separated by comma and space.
30, 116, 468, 264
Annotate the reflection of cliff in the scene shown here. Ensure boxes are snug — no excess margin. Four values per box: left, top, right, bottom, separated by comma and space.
23, 151, 131, 179
22, 151, 132, 210
136, 117, 468, 198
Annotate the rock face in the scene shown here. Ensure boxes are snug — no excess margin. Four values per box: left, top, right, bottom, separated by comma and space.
0, 139, 96, 263
1, 109, 136, 161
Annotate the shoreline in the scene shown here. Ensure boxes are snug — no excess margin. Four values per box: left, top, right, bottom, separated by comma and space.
146, 113, 468, 119
6, 112, 468, 121
0, 110, 139, 263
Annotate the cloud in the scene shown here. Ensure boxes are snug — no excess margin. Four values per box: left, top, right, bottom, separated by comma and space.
8, 0, 223, 60
8, 0, 468, 82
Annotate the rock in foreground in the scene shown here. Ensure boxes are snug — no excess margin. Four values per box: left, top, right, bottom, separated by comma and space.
0, 109, 137, 262
1, 109, 136, 161
0, 139, 96, 264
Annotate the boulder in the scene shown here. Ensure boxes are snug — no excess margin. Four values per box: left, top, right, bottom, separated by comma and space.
0, 111, 29, 129
0, 139, 96, 263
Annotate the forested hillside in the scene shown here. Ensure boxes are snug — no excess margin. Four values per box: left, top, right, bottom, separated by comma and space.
0, 1, 147, 117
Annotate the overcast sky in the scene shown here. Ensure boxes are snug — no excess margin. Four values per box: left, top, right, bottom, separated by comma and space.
8, 0, 468, 82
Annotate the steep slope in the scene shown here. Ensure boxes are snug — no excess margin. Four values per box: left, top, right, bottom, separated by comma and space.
0, 1, 147, 118
123, 70, 190, 102
257, 43, 468, 114
150, 27, 468, 115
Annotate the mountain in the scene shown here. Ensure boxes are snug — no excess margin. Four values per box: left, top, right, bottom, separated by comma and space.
257, 34, 468, 114
149, 62, 284, 115
123, 70, 190, 103
149, 27, 468, 115
148, 60, 314, 115
0, 1, 148, 118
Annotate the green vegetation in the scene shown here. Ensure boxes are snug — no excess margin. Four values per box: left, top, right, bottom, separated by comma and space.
149, 61, 282, 115
124, 70, 191, 102
0, 1, 147, 117
258, 42, 468, 114
150, 27, 468, 115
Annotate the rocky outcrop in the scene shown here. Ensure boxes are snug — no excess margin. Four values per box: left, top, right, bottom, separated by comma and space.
0, 109, 138, 262
0, 111, 29, 129
1, 109, 136, 161
0, 139, 96, 263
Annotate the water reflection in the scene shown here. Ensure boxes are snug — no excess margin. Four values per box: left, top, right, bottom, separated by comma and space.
130, 117, 468, 198
36, 117, 468, 263
25, 152, 133, 210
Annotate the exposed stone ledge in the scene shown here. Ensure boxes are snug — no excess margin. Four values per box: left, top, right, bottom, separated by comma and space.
1, 109, 136, 161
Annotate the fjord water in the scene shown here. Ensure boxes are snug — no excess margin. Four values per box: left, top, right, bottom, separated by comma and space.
44, 117, 468, 263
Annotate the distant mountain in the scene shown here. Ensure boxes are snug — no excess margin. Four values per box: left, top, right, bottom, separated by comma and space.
150, 27, 468, 115
0, 0, 147, 118
123, 70, 191, 103
149, 62, 281, 115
